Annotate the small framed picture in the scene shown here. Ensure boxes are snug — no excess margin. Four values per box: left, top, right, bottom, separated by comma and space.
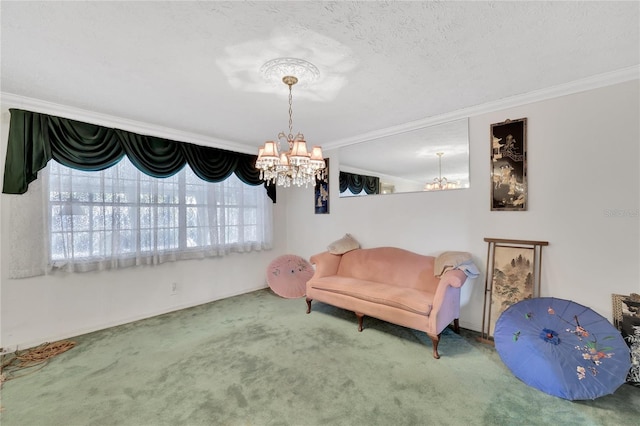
491, 118, 527, 211
314, 158, 329, 214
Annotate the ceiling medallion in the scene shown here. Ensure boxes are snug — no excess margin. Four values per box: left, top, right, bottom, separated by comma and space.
259, 58, 320, 86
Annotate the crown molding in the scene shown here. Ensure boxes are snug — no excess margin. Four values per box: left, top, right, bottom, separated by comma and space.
0, 93, 254, 154
2, 65, 638, 152
322, 65, 640, 149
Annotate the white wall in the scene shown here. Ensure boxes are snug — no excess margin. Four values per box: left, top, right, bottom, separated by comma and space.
286, 80, 640, 331
0, 108, 289, 350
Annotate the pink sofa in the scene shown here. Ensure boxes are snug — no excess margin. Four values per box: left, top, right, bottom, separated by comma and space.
305, 247, 469, 359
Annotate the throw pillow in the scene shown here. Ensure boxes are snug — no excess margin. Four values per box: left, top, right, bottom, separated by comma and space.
435, 251, 472, 277
327, 233, 360, 255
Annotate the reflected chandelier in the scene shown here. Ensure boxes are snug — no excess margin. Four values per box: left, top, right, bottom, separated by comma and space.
424, 152, 459, 191
255, 75, 326, 188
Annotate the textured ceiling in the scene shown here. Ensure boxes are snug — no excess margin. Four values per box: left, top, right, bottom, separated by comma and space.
1, 1, 639, 153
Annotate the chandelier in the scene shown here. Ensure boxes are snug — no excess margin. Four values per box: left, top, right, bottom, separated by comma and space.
424, 152, 459, 191
255, 75, 326, 188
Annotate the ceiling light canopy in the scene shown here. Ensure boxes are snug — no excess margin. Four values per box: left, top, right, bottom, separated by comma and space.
255, 64, 326, 188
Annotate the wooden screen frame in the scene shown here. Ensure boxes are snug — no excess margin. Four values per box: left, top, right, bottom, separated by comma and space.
479, 238, 549, 343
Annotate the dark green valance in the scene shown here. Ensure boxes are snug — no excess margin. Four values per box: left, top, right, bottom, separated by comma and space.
339, 171, 380, 195
2, 109, 276, 202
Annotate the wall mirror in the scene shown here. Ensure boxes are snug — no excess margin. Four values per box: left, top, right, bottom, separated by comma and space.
338, 118, 470, 197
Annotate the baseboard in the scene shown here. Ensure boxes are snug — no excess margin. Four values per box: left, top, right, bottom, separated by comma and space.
458, 320, 481, 333
1, 284, 269, 353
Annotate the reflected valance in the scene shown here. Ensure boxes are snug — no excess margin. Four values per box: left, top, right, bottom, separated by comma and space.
2, 109, 276, 202
339, 171, 380, 195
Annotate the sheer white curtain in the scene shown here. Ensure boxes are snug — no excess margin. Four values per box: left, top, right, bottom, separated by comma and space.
7, 169, 50, 278
40, 157, 273, 273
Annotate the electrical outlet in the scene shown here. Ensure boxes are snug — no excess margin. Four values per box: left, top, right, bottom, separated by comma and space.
170, 282, 178, 295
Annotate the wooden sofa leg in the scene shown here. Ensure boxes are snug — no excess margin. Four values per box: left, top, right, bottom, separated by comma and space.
306, 298, 312, 314
428, 333, 441, 359
453, 318, 460, 334
355, 312, 364, 332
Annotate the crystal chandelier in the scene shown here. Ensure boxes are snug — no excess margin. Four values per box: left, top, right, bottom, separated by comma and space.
424, 152, 459, 191
255, 75, 326, 188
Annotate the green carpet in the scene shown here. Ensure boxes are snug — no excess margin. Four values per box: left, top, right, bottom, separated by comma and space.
1, 289, 638, 425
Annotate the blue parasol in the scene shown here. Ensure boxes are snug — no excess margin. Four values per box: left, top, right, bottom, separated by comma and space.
494, 297, 630, 400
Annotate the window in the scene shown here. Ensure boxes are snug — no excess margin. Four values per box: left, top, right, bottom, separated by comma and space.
47, 157, 272, 272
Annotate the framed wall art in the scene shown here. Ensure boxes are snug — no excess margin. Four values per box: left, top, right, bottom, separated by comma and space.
479, 238, 548, 342
491, 118, 527, 211
314, 158, 329, 214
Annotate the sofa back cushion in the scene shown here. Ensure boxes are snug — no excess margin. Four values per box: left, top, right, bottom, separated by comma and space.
336, 247, 439, 292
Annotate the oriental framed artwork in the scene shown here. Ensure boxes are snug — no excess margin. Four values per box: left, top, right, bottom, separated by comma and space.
491, 118, 527, 211
314, 158, 329, 214
480, 238, 548, 342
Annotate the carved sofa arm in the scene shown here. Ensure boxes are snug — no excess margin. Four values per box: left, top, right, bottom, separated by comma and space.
429, 269, 469, 335
309, 251, 342, 278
